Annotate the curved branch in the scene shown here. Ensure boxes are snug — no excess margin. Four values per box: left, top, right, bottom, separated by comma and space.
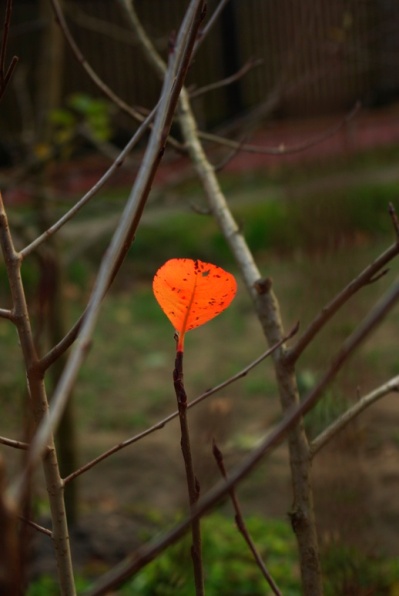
12, 0, 206, 493
287, 239, 399, 364
198, 102, 361, 156
195, 0, 231, 51
311, 375, 399, 456
190, 58, 263, 99
213, 441, 282, 596
49, 0, 183, 152
83, 277, 399, 596
20, 106, 157, 259
64, 325, 297, 485
0, 436, 29, 450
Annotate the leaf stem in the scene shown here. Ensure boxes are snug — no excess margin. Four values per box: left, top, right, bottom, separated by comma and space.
173, 350, 204, 596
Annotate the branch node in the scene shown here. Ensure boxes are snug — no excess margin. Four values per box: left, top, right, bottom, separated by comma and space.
367, 268, 389, 284
254, 277, 272, 295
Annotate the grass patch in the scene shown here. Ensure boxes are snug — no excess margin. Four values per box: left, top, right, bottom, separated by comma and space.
125, 513, 300, 596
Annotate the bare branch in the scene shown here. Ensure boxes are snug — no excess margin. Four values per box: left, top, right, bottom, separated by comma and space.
198, 102, 361, 156
49, 0, 149, 123
213, 441, 282, 596
0, 193, 75, 593
311, 375, 399, 456
49, 0, 183, 152
212, 133, 248, 171
20, 105, 157, 259
189, 58, 263, 99
15, 0, 206, 488
0, 436, 29, 450
64, 326, 297, 485
0, 308, 14, 320
39, 310, 85, 372
0, 0, 19, 102
287, 240, 399, 364
117, 0, 165, 78
18, 516, 52, 537
173, 350, 204, 595
195, 0, 231, 50
83, 277, 399, 595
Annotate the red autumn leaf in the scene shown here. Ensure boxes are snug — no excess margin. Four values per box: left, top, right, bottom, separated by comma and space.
153, 258, 237, 351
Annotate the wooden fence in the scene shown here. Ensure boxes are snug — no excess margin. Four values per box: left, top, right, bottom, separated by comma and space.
2, 0, 399, 139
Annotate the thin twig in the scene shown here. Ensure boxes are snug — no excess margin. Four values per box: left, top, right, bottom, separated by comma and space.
83, 275, 399, 596
198, 102, 361, 156
173, 350, 204, 596
0, 436, 29, 450
0, 308, 14, 320
213, 441, 282, 596
286, 239, 399, 364
18, 516, 52, 537
39, 309, 86, 372
0, 0, 19, 102
20, 106, 157, 259
0, 193, 76, 594
0, 0, 12, 75
311, 374, 399, 456
212, 134, 248, 171
190, 58, 263, 99
195, 0, 231, 50
13, 0, 206, 493
49, 0, 183, 152
63, 326, 296, 485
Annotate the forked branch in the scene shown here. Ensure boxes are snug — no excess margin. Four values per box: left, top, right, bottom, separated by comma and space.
83, 273, 399, 595
63, 326, 297, 485
11, 0, 206, 499
287, 234, 399, 364
213, 441, 282, 596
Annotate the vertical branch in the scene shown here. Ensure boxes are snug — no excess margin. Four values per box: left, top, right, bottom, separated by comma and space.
0, 193, 76, 596
212, 441, 282, 596
178, 89, 322, 595
13, 0, 206, 494
118, 4, 323, 593
173, 351, 204, 596
0, 0, 18, 102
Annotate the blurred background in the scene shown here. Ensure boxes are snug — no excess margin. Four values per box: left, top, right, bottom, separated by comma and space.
1, 1, 399, 594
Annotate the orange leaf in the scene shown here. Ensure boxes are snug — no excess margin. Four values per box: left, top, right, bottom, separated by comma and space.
153, 258, 237, 351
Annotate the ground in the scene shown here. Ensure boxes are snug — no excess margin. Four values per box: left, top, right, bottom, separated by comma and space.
2, 105, 399, 590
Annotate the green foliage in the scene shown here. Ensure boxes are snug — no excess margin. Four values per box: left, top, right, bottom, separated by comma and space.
68, 93, 113, 142
50, 92, 113, 150
27, 575, 90, 595
27, 576, 58, 596
124, 514, 300, 595
322, 544, 399, 595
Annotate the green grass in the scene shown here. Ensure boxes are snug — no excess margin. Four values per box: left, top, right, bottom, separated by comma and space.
117, 514, 301, 596
3, 154, 399, 594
